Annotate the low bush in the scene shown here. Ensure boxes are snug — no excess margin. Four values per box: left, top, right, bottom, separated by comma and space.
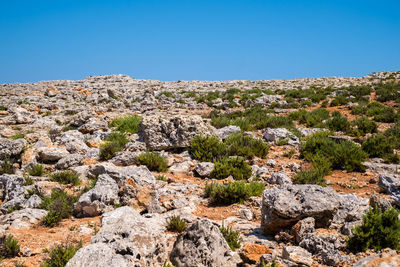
50, 170, 81, 186
189, 135, 226, 162
210, 157, 252, 180
27, 164, 45, 176
205, 181, 264, 205
325, 112, 350, 132
330, 95, 349, 107
41, 242, 82, 267
0, 235, 20, 258
385, 122, 400, 149
347, 207, 400, 252
39, 189, 78, 227
375, 82, 400, 102
109, 115, 142, 133
166, 216, 186, 233
296, 108, 330, 128
136, 151, 168, 172
99, 131, 129, 160
225, 133, 269, 159
302, 132, 367, 172
220, 222, 241, 251
362, 134, 395, 159
292, 168, 327, 186
0, 158, 14, 175
351, 116, 378, 136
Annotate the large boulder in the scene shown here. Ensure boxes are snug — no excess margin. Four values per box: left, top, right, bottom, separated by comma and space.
170, 219, 241, 267
194, 162, 215, 177
73, 174, 119, 217
66, 207, 167, 267
263, 128, 299, 145
378, 174, 400, 206
0, 137, 26, 159
139, 115, 215, 150
0, 174, 31, 212
261, 185, 340, 234
55, 153, 84, 169
353, 249, 400, 267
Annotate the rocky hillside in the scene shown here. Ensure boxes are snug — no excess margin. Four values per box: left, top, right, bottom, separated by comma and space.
1, 71, 400, 267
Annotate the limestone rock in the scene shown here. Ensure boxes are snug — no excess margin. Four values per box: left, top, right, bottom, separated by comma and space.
194, 162, 215, 177
263, 128, 299, 145
139, 115, 215, 150
170, 219, 241, 267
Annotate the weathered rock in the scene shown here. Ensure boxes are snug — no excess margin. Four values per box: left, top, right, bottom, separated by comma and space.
299, 231, 347, 266
378, 174, 400, 206
290, 217, 315, 244
215, 125, 241, 140
331, 193, 369, 235
24, 194, 42, 209
67, 206, 167, 267
170, 219, 241, 267
74, 174, 119, 217
110, 152, 137, 166
298, 127, 328, 137
0, 137, 26, 159
261, 185, 340, 234
282, 246, 313, 266
55, 154, 84, 169
169, 160, 195, 175
0, 174, 30, 211
0, 208, 47, 231
78, 118, 108, 134
267, 172, 292, 185
370, 193, 392, 211
59, 131, 89, 154
139, 115, 215, 150
194, 162, 215, 177
37, 147, 70, 163
353, 249, 400, 267
263, 128, 299, 145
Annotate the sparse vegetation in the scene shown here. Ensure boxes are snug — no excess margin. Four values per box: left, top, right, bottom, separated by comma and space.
220, 221, 241, 251
205, 181, 264, 204
27, 164, 45, 176
166, 216, 187, 233
0, 158, 14, 175
189, 135, 226, 162
41, 242, 82, 267
39, 189, 78, 227
225, 133, 269, 159
109, 115, 142, 133
210, 157, 252, 180
50, 170, 81, 186
0, 235, 20, 258
347, 207, 400, 252
136, 151, 168, 172
99, 131, 129, 160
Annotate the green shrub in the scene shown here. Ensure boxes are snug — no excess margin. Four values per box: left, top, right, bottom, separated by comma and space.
166, 216, 186, 233
351, 116, 378, 136
24, 176, 34, 186
210, 157, 252, 180
225, 133, 269, 159
385, 122, 400, 149
0, 235, 20, 258
27, 164, 45, 176
0, 158, 14, 175
220, 221, 241, 251
293, 167, 327, 186
347, 207, 400, 252
375, 82, 400, 102
330, 95, 349, 106
41, 242, 82, 267
39, 189, 78, 227
298, 108, 330, 128
156, 175, 168, 181
50, 170, 81, 186
99, 132, 129, 160
189, 135, 226, 162
326, 112, 350, 132
109, 115, 142, 133
362, 134, 394, 158
205, 181, 264, 205
302, 132, 367, 172
136, 151, 168, 172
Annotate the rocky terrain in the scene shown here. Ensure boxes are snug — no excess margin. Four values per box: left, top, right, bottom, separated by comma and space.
1, 70, 400, 266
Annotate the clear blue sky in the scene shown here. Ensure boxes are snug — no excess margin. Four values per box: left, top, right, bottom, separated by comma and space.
1, 0, 399, 83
